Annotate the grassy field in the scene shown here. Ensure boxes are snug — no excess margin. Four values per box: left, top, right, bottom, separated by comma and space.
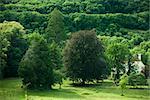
0, 78, 149, 100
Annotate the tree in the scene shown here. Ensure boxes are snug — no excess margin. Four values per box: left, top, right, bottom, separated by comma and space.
119, 74, 128, 96
45, 8, 66, 44
106, 43, 129, 83
5, 31, 28, 77
0, 21, 28, 77
63, 30, 107, 84
18, 33, 54, 89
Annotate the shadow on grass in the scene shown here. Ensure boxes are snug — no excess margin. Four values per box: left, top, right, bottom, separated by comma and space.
70, 80, 115, 88
70, 83, 101, 87
27, 88, 85, 99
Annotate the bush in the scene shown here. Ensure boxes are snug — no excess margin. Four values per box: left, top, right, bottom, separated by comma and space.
119, 74, 128, 96
128, 73, 147, 86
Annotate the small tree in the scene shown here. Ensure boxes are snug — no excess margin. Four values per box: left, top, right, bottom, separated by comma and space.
119, 74, 128, 96
63, 30, 106, 84
106, 43, 129, 83
18, 33, 54, 89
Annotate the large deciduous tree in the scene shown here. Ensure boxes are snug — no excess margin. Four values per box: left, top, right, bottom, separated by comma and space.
63, 30, 107, 84
0, 21, 28, 77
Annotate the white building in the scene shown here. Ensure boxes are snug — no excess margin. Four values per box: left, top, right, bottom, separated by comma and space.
132, 54, 145, 73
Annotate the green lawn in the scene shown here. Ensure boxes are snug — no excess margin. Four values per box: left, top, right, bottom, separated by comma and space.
0, 78, 149, 100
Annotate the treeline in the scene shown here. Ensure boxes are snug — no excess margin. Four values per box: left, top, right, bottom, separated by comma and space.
0, 11, 149, 33
1, 0, 149, 14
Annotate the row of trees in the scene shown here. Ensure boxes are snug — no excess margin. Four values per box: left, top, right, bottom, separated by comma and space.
1, 0, 149, 14
0, 10, 149, 34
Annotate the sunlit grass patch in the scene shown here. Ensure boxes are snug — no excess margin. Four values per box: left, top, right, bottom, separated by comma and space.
0, 78, 149, 100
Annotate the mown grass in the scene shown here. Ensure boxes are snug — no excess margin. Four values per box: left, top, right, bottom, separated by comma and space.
0, 78, 25, 100
0, 78, 149, 100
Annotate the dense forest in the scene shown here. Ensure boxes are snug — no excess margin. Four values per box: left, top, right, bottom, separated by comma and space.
0, 0, 150, 92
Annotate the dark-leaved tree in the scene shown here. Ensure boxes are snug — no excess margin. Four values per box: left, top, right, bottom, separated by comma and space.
63, 30, 107, 84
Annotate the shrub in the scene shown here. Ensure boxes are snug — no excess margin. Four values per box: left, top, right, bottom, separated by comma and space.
119, 74, 128, 96
128, 73, 147, 86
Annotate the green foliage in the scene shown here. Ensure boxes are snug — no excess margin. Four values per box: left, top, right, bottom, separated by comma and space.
0, 0, 19, 4
18, 33, 54, 89
73, 12, 149, 31
18, 11, 47, 33
0, 0, 149, 90
119, 74, 128, 89
53, 70, 64, 89
49, 41, 62, 70
63, 30, 107, 83
0, 21, 28, 77
62, 1, 80, 14
0, 11, 47, 33
0, 36, 10, 79
0, 10, 149, 35
45, 8, 66, 44
106, 42, 129, 80
105, 23, 121, 36
131, 41, 150, 74
85, 3, 105, 14
144, 65, 150, 79
128, 73, 147, 86
119, 74, 128, 96
2, 0, 148, 14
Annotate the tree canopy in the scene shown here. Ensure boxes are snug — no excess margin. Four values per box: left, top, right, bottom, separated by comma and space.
63, 30, 107, 84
